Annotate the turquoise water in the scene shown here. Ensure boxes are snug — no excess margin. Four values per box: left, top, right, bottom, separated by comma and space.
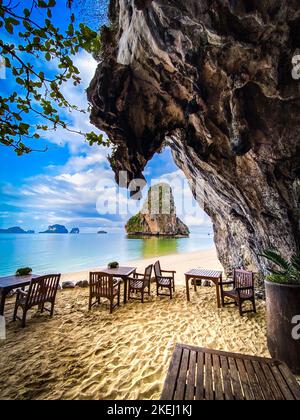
0, 232, 214, 276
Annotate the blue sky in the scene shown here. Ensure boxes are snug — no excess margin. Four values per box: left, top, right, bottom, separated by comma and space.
0, 0, 211, 233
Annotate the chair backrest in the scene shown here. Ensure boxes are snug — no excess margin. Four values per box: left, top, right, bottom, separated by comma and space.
89, 272, 114, 297
27, 274, 61, 307
144, 265, 153, 283
154, 261, 161, 278
234, 269, 254, 291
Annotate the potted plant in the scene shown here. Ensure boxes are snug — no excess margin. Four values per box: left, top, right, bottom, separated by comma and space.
15, 267, 32, 276
260, 249, 300, 374
107, 261, 119, 269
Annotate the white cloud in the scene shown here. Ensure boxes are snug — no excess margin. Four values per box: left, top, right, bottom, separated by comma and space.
39, 51, 104, 154
62, 150, 107, 173
1, 51, 212, 232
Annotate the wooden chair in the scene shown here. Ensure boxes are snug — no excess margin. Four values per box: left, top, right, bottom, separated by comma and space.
89, 272, 121, 314
128, 265, 153, 303
154, 260, 176, 299
219, 269, 256, 316
13, 274, 61, 327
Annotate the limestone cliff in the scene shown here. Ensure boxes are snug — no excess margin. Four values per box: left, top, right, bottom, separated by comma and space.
40, 225, 68, 234
88, 0, 300, 271
126, 183, 189, 237
70, 228, 80, 234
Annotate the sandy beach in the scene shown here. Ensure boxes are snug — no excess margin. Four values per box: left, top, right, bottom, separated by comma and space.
0, 247, 274, 400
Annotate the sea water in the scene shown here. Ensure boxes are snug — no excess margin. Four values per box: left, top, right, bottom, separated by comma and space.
0, 231, 214, 276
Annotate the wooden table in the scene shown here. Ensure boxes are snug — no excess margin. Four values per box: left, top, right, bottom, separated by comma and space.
99, 266, 136, 304
0, 274, 39, 316
185, 268, 223, 308
161, 344, 300, 400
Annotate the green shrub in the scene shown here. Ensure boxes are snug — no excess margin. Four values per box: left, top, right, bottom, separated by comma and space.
260, 249, 300, 285
126, 213, 143, 233
108, 262, 119, 269
16, 267, 32, 276
266, 274, 293, 285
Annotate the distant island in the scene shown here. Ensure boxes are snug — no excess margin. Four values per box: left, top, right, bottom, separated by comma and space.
126, 183, 190, 237
97, 230, 108, 234
40, 224, 68, 234
0, 227, 35, 234
70, 228, 80, 234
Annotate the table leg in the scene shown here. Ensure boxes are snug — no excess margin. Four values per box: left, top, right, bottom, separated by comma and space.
186, 276, 190, 301
216, 277, 221, 308
194, 278, 197, 292
123, 277, 127, 304
0, 289, 7, 316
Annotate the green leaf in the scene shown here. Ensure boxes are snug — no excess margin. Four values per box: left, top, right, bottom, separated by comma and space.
1, 0, 106, 156
16, 77, 24, 85
38, 0, 48, 8
259, 249, 290, 272
5, 22, 14, 34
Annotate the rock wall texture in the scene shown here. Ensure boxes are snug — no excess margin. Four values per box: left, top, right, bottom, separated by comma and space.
126, 183, 190, 236
88, 0, 300, 272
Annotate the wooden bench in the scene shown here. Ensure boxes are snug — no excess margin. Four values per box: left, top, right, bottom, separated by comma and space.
161, 344, 300, 400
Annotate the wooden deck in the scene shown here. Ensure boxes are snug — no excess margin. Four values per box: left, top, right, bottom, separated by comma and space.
161, 344, 300, 400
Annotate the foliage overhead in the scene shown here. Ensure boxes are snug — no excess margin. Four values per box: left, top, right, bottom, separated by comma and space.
260, 249, 300, 285
0, 0, 109, 155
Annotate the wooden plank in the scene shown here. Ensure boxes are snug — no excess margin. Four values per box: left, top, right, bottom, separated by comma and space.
174, 348, 190, 400
228, 357, 244, 400
195, 350, 204, 400
0, 274, 37, 289
186, 350, 197, 400
261, 362, 284, 400
252, 360, 275, 400
235, 358, 254, 400
220, 355, 234, 400
184, 268, 222, 280
160, 345, 183, 400
278, 363, 300, 400
269, 362, 295, 401
175, 344, 274, 364
161, 344, 300, 401
205, 352, 214, 400
243, 359, 264, 400
212, 354, 224, 400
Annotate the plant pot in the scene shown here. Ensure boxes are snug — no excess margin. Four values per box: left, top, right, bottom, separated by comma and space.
265, 280, 300, 374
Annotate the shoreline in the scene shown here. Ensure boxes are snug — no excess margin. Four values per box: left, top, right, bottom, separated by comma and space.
61, 247, 222, 285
